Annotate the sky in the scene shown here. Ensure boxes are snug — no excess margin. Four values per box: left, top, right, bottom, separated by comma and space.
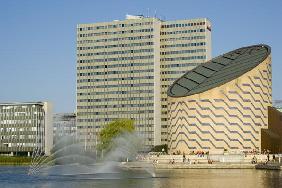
0, 0, 281, 113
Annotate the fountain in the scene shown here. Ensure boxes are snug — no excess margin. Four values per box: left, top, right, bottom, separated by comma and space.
28, 132, 156, 179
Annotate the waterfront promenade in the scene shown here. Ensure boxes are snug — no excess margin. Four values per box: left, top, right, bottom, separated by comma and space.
123, 153, 282, 170
142, 153, 269, 164
124, 161, 256, 169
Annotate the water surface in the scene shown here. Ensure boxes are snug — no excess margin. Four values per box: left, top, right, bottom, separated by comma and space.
1, 166, 281, 188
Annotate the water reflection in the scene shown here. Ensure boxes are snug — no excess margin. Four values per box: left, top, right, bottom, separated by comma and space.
1, 167, 282, 188
155, 169, 282, 188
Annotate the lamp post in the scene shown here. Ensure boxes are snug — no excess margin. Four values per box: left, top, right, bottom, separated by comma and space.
95, 132, 98, 159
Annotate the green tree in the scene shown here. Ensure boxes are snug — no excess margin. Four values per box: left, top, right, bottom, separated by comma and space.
98, 119, 134, 151
151, 144, 168, 153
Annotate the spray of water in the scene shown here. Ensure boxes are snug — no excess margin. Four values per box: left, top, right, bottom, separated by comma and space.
28, 132, 156, 178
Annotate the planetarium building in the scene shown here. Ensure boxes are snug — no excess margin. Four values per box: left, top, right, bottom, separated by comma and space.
167, 44, 272, 153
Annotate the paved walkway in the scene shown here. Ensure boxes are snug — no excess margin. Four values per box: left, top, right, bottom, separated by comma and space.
154, 163, 256, 169
122, 161, 256, 169
125, 154, 282, 169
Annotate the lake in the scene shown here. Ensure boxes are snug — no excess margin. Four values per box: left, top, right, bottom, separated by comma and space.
0, 166, 282, 188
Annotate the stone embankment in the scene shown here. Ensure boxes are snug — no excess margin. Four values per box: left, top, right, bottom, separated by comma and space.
122, 161, 255, 169
155, 163, 255, 169
255, 162, 282, 170
143, 154, 268, 164
125, 154, 282, 170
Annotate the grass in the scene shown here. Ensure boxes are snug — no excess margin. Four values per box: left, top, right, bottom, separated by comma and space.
0, 156, 32, 165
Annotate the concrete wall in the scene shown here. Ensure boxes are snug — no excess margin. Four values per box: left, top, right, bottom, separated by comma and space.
44, 102, 53, 156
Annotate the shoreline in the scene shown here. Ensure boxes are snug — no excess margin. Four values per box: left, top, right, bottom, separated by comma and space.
122, 161, 256, 169
154, 163, 255, 169
0, 162, 280, 171
0, 163, 30, 166
122, 161, 282, 170
0, 156, 32, 166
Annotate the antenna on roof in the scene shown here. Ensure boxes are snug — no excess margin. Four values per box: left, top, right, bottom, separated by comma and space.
147, 8, 150, 18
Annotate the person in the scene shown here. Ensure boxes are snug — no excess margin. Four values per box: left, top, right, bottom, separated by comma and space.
183, 153, 186, 163
267, 153, 270, 162
251, 156, 257, 164
172, 159, 175, 164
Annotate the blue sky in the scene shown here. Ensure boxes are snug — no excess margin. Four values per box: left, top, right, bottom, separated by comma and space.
0, 0, 281, 112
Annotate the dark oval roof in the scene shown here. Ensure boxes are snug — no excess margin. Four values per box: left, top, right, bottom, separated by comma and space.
167, 44, 271, 97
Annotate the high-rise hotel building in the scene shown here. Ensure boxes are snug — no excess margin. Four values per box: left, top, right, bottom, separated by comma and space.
76, 15, 211, 150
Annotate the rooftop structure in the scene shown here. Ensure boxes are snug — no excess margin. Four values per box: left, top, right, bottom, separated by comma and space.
168, 45, 271, 97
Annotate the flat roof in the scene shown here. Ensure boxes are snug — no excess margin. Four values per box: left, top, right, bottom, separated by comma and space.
167, 44, 271, 97
0, 102, 45, 106
77, 17, 208, 27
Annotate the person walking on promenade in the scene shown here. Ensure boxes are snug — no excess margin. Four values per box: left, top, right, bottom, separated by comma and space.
251, 156, 257, 164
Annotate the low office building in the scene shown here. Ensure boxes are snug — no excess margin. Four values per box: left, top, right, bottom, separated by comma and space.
0, 102, 53, 156
167, 44, 272, 153
53, 113, 76, 144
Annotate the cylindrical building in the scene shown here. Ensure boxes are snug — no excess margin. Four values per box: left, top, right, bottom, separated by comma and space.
167, 44, 272, 153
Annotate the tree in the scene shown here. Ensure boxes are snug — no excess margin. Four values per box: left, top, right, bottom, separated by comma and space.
151, 144, 168, 153
98, 119, 135, 152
